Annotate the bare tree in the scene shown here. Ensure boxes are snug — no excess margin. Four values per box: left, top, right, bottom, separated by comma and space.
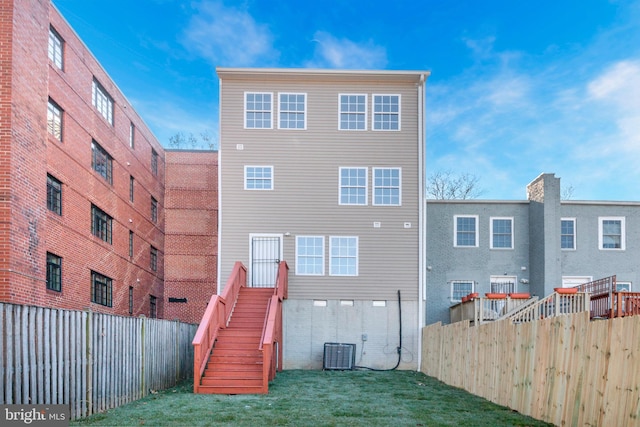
561, 184, 575, 200
168, 131, 217, 150
426, 170, 483, 199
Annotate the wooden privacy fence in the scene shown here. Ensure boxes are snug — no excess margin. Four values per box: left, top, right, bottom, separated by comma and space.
0, 302, 197, 420
422, 313, 640, 426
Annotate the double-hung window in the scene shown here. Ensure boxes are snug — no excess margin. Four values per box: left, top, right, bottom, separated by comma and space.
91, 141, 113, 184
454, 215, 478, 247
150, 295, 157, 318
151, 149, 158, 175
296, 236, 324, 275
279, 93, 306, 129
339, 167, 367, 205
46, 252, 62, 292
245, 92, 272, 129
151, 197, 158, 222
47, 99, 63, 141
91, 271, 112, 307
245, 166, 273, 190
150, 246, 158, 271
92, 78, 113, 125
491, 217, 513, 249
329, 236, 358, 276
48, 26, 64, 69
339, 94, 366, 130
372, 168, 401, 206
47, 174, 62, 215
372, 95, 400, 130
450, 280, 474, 302
599, 217, 625, 250
561, 218, 576, 250
91, 204, 112, 244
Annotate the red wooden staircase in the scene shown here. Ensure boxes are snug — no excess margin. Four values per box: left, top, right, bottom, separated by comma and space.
198, 288, 273, 394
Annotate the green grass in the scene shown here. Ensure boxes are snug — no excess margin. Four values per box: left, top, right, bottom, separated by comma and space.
71, 370, 552, 427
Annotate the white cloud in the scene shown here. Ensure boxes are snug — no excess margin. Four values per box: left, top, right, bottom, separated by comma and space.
182, 1, 279, 67
305, 31, 387, 69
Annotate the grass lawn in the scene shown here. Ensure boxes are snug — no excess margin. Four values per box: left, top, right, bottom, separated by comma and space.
71, 370, 552, 427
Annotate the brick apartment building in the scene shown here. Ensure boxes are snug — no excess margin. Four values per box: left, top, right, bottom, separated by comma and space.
0, 0, 217, 323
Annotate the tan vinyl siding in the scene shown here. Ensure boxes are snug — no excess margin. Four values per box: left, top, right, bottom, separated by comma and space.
219, 70, 426, 301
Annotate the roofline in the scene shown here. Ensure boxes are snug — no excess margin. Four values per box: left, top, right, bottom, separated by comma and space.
216, 67, 430, 81
426, 199, 529, 205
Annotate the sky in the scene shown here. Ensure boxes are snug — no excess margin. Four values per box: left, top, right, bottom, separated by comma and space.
51, 0, 640, 201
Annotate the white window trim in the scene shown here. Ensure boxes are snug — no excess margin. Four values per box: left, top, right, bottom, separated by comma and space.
244, 165, 274, 190
338, 93, 367, 131
489, 275, 518, 294
598, 216, 625, 250
339, 167, 368, 206
278, 92, 307, 130
372, 167, 402, 206
244, 91, 273, 129
616, 281, 632, 292
295, 236, 325, 276
453, 215, 479, 248
561, 217, 576, 251
372, 94, 401, 131
329, 236, 359, 276
48, 27, 63, 70
490, 217, 514, 250
561, 276, 592, 288
450, 280, 475, 303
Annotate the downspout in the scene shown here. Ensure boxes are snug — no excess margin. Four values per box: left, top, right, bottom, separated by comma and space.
217, 76, 223, 295
417, 72, 428, 372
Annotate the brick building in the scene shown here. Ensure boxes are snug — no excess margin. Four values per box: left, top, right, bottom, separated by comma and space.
0, 0, 217, 322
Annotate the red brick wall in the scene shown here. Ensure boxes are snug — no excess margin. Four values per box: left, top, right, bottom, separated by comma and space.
164, 151, 218, 324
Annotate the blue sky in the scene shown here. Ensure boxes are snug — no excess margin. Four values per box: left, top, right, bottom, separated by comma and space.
52, 0, 640, 200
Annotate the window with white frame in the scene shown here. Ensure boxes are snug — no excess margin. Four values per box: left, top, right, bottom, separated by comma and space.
454, 215, 478, 247
599, 217, 625, 250
47, 99, 63, 141
339, 94, 366, 130
245, 92, 272, 129
490, 276, 516, 294
330, 236, 358, 276
561, 218, 576, 250
372, 168, 401, 206
92, 79, 114, 125
339, 167, 367, 205
48, 26, 64, 69
450, 280, 474, 302
245, 166, 273, 190
616, 281, 632, 292
279, 93, 306, 129
491, 217, 513, 249
372, 94, 400, 130
296, 236, 324, 275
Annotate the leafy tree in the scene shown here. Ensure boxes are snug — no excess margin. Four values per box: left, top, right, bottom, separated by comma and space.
426, 170, 483, 199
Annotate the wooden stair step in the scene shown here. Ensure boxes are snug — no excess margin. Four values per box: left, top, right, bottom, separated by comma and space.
204, 367, 262, 377
200, 377, 262, 387
196, 385, 265, 395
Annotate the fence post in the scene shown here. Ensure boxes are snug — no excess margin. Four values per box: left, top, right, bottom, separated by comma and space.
85, 308, 92, 417
140, 316, 146, 397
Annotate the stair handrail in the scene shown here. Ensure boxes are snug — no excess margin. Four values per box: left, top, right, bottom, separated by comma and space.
192, 262, 247, 393
259, 261, 288, 393
509, 291, 590, 323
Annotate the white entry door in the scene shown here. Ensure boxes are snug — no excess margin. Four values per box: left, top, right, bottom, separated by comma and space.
250, 234, 282, 288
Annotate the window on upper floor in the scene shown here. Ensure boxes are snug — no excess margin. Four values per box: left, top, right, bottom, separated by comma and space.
48, 26, 64, 70
91, 204, 112, 244
372, 94, 400, 130
46, 252, 62, 292
129, 286, 134, 315
150, 295, 157, 318
450, 280, 474, 302
92, 79, 114, 125
151, 196, 158, 222
279, 93, 306, 129
490, 217, 513, 249
47, 174, 62, 215
599, 217, 625, 250
454, 215, 478, 247
245, 92, 272, 129
91, 270, 112, 307
296, 236, 325, 276
561, 218, 576, 250
372, 168, 401, 206
129, 231, 134, 258
339, 167, 367, 205
329, 236, 358, 276
129, 176, 135, 203
150, 246, 158, 272
244, 166, 273, 190
47, 98, 63, 141
129, 122, 135, 149
339, 94, 367, 130
151, 149, 158, 175
617, 281, 632, 292
91, 141, 113, 184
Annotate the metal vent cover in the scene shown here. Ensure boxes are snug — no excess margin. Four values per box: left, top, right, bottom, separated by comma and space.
323, 343, 356, 370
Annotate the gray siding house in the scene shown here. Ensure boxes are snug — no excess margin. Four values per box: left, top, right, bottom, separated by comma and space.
426, 173, 640, 325
217, 68, 429, 369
